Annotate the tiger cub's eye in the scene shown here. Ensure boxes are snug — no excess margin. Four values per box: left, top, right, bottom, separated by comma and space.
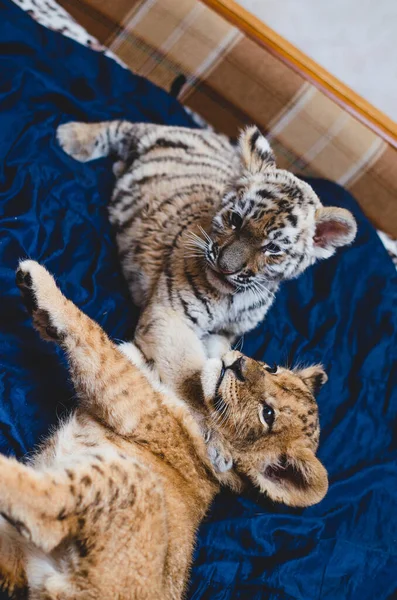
230, 212, 243, 230
264, 242, 281, 255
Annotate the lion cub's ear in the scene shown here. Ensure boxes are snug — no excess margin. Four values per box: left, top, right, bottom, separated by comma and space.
239, 126, 276, 174
298, 365, 328, 396
246, 448, 328, 507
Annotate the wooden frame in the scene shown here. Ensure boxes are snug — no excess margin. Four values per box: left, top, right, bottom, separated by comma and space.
201, 0, 397, 149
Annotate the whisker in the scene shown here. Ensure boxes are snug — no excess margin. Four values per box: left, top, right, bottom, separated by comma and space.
197, 225, 213, 244
217, 399, 227, 418
184, 243, 207, 255
233, 336, 244, 352
249, 282, 263, 306
185, 235, 206, 245
186, 230, 208, 244
184, 239, 207, 251
212, 396, 230, 430
232, 283, 244, 296
184, 240, 206, 251
255, 277, 276, 298
219, 403, 230, 428
209, 411, 221, 429
249, 279, 273, 305
256, 285, 274, 299
184, 239, 206, 247
230, 404, 238, 432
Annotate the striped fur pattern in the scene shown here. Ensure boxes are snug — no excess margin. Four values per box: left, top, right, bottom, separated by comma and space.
57, 122, 357, 387
0, 261, 328, 599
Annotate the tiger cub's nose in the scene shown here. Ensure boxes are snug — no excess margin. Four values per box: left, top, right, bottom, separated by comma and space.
217, 241, 249, 274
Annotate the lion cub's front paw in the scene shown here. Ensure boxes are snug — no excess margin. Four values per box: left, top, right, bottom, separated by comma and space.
205, 431, 233, 474
16, 260, 65, 340
16, 266, 38, 314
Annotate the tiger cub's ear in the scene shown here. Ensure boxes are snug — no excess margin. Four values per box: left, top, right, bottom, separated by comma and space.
239, 126, 276, 174
313, 206, 357, 259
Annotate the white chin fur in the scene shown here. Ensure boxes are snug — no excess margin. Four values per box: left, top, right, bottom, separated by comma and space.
312, 245, 336, 260
201, 358, 223, 400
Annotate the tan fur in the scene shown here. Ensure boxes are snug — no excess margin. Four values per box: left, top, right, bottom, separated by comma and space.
0, 261, 328, 599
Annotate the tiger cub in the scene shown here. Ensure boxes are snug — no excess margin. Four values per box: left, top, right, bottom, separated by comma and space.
57, 121, 356, 390
0, 260, 328, 600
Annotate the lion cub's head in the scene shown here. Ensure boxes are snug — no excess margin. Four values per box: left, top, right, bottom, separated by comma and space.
201, 351, 328, 507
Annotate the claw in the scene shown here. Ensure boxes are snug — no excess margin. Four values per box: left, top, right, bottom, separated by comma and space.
15, 269, 25, 285
45, 325, 63, 340
16, 269, 37, 312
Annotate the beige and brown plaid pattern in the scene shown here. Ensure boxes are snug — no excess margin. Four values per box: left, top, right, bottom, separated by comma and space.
54, 0, 397, 238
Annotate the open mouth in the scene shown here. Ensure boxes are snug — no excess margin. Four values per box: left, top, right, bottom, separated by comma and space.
211, 357, 245, 414
215, 356, 245, 393
212, 361, 227, 412
215, 361, 226, 392
212, 361, 227, 413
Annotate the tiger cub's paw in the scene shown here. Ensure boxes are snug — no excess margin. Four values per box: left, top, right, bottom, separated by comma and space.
204, 334, 232, 359
57, 122, 99, 162
16, 260, 65, 340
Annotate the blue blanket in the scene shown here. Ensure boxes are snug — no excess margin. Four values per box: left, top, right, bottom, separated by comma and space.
0, 2, 396, 598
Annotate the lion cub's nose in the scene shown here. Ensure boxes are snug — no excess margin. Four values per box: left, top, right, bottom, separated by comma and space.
222, 350, 242, 367
223, 352, 246, 381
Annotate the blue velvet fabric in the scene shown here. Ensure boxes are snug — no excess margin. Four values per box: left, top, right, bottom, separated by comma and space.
0, 1, 396, 598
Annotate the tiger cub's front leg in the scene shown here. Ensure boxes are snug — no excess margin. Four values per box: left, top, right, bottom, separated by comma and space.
16, 260, 158, 436
135, 305, 234, 473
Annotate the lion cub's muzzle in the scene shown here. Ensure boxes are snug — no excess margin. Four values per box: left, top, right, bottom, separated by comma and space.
222, 351, 246, 382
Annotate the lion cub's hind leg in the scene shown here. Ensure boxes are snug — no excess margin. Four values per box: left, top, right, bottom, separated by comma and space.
0, 516, 27, 599
0, 450, 158, 598
0, 451, 126, 555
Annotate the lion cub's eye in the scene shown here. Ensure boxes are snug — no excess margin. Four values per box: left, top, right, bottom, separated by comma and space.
263, 242, 282, 255
265, 363, 278, 374
260, 403, 275, 428
230, 212, 243, 230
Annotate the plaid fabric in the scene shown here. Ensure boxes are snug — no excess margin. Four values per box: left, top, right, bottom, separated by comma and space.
28, 0, 397, 243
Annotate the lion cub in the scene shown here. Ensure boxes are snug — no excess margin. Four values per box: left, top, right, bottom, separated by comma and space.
0, 261, 328, 600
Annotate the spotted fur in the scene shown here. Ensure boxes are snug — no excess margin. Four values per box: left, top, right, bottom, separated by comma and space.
0, 261, 328, 599
57, 121, 356, 388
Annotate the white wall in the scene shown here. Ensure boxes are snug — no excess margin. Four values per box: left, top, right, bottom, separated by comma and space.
237, 0, 397, 122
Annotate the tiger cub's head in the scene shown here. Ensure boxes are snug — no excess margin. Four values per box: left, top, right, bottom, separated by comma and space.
201, 350, 328, 507
204, 126, 356, 294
